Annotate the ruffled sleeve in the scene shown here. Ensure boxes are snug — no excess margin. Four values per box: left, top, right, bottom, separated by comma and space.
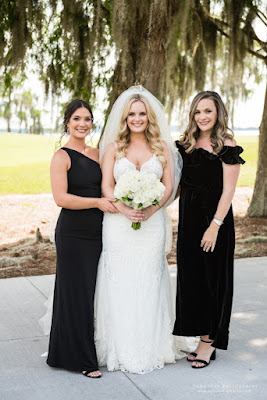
219, 146, 245, 165
175, 140, 185, 153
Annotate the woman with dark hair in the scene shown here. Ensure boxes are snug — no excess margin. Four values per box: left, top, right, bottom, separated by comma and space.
46, 99, 117, 378
173, 91, 245, 368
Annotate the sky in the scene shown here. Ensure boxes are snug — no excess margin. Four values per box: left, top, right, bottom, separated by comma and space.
233, 82, 265, 128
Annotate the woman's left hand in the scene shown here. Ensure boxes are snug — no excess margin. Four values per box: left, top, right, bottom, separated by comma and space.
201, 223, 219, 252
142, 205, 159, 222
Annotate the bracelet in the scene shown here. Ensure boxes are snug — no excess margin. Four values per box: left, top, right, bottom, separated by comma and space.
213, 216, 223, 226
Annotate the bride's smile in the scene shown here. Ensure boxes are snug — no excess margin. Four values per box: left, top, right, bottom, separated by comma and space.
127, 100, 148, 133
95, 87, 185, 374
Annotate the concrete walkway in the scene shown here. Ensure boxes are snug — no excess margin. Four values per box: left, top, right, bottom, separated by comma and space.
0, 257, 266, 400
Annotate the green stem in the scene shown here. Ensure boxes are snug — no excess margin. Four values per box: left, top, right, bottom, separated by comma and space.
132, 222, 141, 230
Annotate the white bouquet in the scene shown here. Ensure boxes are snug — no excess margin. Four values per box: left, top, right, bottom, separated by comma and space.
114, 170, 165, 230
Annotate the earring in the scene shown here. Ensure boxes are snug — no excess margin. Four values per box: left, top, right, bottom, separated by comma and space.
67, 127, 70, 135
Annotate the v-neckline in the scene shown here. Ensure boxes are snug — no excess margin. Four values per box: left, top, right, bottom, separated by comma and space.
124, 154, 156, 171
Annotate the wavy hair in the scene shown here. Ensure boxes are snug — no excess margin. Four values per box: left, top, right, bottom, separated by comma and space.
115, 94, 166, 166
180, 91, 233, 154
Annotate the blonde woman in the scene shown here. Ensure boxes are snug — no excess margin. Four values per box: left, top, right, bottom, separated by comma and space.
94, 86, 185, 374
172, 91, 245, 369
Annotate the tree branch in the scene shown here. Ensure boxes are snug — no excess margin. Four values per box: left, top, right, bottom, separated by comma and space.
91, 0, 111, 19
101, 4, 111, 18
198, 1, 267, 62
251, 5, 267, 27
247, 48, 267, 63
242, 22, 267, 51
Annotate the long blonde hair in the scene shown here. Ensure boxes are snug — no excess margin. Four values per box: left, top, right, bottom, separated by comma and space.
180, 91, 233, 154
115, 94, 166, 166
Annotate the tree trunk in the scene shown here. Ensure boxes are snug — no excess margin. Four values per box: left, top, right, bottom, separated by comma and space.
7, 118, 11, 133
101, 1, 172, 139
246, 82, 267, 217
106, 42, 166, 113
25, 118, 28, 133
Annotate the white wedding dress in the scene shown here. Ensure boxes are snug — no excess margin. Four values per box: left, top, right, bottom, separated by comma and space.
40, 154, 197, 373
94, 155, 195, 374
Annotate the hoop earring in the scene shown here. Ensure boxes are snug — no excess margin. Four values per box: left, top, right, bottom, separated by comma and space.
67, 127, 70, 135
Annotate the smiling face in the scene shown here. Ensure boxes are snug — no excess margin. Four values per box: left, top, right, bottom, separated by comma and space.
126, 101, 148, 134
194, 98, 218, 135
67, 107, 93, 138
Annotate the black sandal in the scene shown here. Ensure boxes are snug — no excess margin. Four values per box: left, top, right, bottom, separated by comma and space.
187, 352, 197, 362
191, 339, 216, 368
82, 370, 102, 378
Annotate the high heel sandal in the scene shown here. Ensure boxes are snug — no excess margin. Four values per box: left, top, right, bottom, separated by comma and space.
191, 339, 216, 369
187, 352, 197, 362
186, 337, 205, 362
82, 370, 102, 378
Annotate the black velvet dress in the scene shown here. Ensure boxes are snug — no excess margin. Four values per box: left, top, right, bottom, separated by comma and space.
47, 148, 103, 372
173, 142, 245, 350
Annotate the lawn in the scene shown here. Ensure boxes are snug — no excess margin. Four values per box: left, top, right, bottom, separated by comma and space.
0, 133, 258, 194
235, 135, 258, 187
0, 133, 57, 194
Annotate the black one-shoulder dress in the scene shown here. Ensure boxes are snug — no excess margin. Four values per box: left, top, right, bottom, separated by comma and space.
173, 143, 245, 350
47, 148, 103, 372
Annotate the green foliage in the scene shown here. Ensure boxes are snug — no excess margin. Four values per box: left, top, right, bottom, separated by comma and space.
0, 1, 266, 118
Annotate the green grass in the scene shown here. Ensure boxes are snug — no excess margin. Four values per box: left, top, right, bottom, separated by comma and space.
0, 132, 258, 194
0, 133, 57, 194
235, 135, 259, 187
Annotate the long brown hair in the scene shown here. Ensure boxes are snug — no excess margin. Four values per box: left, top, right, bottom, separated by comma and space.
180, 91, 233, 154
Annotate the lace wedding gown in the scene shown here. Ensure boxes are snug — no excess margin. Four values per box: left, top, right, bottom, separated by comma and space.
40, 154, 197, 373
94, 155, 194, 374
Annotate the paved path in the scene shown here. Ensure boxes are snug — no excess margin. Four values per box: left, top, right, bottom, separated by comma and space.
0, 257, 266, 400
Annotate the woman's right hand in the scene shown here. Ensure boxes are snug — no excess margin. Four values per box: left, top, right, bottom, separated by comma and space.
97, 198, 118, 213
117, 203, 144, 223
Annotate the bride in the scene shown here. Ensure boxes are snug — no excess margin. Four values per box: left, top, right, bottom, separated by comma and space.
95, 86, 187, 374
40, 86, 197, 374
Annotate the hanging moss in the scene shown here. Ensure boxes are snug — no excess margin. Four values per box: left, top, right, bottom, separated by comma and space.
193, 41, 207, 91
0, 0, 265, 122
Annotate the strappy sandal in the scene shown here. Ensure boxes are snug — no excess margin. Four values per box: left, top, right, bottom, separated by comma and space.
187, 352, 197, 362
191, 339, 216, 369
82, 370, 102, 378
187, 337, 202, 361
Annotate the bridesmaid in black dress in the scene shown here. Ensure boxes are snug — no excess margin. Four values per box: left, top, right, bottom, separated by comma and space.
47, 99, 117, 378
173, 91, 245, 368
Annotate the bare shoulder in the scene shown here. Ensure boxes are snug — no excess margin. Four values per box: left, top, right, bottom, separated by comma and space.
101, 143, 116, 167
51, 148, 70, 171
90, 147, 99, 155
224, 138, 236, 147
104, 142, 116, 156
51, 148, 70, 164
88, 147, 100, 162
161, 140, 171, 157
161, 140, 169, 151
